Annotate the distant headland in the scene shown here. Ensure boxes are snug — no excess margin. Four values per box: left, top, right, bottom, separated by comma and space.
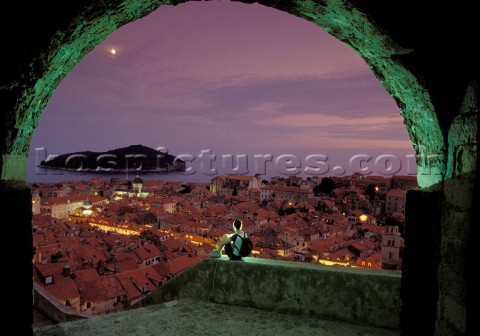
39, 144, 186, 174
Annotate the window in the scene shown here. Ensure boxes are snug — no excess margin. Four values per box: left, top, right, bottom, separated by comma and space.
87, 302, 92, 309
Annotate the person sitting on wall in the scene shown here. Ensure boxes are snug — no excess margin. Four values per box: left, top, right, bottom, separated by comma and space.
209, 219, 247, 260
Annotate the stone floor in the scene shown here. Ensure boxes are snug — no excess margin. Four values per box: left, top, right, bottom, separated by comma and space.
33, 298, 400, 336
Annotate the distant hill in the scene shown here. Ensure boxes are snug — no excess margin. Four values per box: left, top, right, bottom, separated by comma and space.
40, 144, 186, 173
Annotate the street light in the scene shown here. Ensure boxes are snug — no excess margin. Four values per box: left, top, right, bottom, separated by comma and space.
359, 214, 368, 223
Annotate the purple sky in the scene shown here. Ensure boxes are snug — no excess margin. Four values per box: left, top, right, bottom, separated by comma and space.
28, 0, 415, 181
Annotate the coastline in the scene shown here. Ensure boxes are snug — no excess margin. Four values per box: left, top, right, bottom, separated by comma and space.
28, 165, 212, 184
37, 165, 186, 174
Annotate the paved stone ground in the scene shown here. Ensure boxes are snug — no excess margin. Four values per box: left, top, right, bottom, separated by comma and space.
33, 298, 400, 336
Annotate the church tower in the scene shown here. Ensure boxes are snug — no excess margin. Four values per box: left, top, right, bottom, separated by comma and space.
381, 221, 403, 270
132, 173, 144, 197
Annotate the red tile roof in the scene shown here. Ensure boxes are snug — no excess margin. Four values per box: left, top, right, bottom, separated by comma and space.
208, 227, 231, 238
73, 268, 101, 282
151, 263, 171, 278
76, 276, 127, 303
44, 276, 80, 300
168, 255, 202, 275
262, 185, 311, 194
113, 258, 140, 273
308, 237, 347, 253
283, 220, 308, 231
349, 240, 374, 252
35, 263, 64, 277
387, 188, 406, 198
160, 238, 184, 252
181, 220, 211, 230
116, 266, 163, 300
115, 276, 143, 301
361, 223, 385, 234
134, 243, 162, 261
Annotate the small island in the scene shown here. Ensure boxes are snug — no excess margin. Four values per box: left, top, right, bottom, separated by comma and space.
39, 144, 186, 174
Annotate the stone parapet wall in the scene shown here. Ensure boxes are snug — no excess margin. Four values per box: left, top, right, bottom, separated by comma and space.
138, 258, 402, 330
33, 283, 88, 324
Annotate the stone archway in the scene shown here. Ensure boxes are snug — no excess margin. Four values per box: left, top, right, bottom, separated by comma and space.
1, 0, 445, 188
1, 1, 478, 336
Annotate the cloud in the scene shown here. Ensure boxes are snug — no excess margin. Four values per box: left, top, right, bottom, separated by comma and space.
253, 113, 403, 130
34, 0, 411, 164
50, 0, 386, 116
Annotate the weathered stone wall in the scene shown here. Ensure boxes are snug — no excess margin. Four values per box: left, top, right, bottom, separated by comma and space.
33, 283, 88, 324
436, 79, 478, 335
138, 258, 402, 329
401, 80, 478, 336
401, 189, 442, 335
0, 185, 33, 335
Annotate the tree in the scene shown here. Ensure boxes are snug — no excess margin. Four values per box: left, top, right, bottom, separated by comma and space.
314, 178, 337, 195
364, 184, 376, 204
178, 184, 191, 194
278, 207, 295, 216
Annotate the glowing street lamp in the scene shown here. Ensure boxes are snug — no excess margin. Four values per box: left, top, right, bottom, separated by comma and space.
359, 214, 368, 223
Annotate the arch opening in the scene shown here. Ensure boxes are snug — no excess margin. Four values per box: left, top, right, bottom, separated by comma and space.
23, 0, 424, 322
28, 0, 416, 185
2, 0, 445, 188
